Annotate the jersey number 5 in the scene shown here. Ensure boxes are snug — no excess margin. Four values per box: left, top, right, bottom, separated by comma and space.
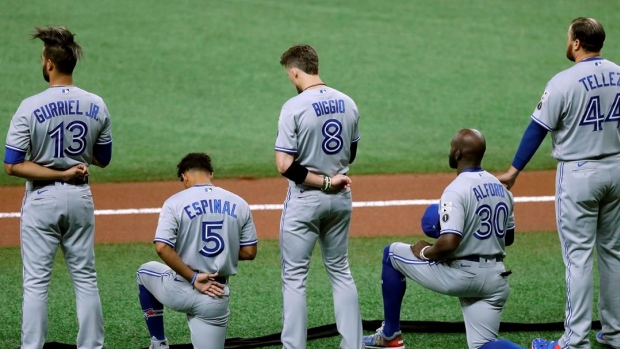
199, 220, 225, 257
474, 202, 509, 240
48, 121, 89, 158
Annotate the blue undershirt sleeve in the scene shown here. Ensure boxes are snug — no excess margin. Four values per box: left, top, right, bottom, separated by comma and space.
93, 142, 112, 167
349, 141, 358, 164
511, 121, 548, 171
4, 147, 26, 164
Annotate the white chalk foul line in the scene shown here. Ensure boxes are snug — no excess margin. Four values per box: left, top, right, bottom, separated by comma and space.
0, 196, 555, 219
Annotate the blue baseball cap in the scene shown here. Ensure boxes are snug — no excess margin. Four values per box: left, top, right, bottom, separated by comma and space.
421, 203, 440, 239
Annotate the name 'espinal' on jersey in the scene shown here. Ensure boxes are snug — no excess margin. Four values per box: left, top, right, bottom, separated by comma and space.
34, 100, 101, 123
472, 183, 506, 202
312, 99, 345, 117
183, 199, 238, 220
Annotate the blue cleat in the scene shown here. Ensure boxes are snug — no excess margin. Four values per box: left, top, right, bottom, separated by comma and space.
362, 323, 405, 349
530, 338, 560, 349
596, 331, 615, 347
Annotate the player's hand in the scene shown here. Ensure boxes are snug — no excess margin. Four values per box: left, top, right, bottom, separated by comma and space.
330, 174, 352, 192
193, 272, 225, 297
497, 166, 520, 190
61, 164, 89, 182
411, 240, 432, 259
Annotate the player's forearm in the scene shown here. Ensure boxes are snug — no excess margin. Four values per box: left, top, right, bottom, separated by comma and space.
5, 161, 72, 181
156, 244, 195, 282
423, 235, 461, 261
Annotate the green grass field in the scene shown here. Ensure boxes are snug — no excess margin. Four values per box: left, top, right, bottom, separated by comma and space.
1, 0, 619, 185
0, 233, 601, 349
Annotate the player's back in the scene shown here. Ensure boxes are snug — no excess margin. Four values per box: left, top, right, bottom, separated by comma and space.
158, 185, 255, 277
545, 58, 620, 160
9, 86, 112, 169
279, 87, 360, 177
441, 170, 515, 259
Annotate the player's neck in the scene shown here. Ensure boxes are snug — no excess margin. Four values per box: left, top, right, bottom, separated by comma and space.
456, 163, 482, 175
48, 74, 73, 87
574, 51, 601, 64
300, 77, 325, 91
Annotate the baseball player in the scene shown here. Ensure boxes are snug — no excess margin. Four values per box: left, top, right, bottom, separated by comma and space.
3, 26, 112, 349
496, 18, 620, 349
275, 44, 362, 349
363, 129, 522, 349
136, 153, 258, 349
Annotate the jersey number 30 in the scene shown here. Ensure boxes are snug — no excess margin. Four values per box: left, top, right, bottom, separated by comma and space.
200, 220, 225, 257
48, 121, 88, 158
474, 202, 509, 240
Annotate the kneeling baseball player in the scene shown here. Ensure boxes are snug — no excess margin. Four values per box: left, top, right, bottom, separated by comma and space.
363, 129, 522, 349
136, 153, 258, 349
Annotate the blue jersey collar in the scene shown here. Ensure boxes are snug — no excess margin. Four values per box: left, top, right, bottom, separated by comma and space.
462, 167, 484, 173
581, 57, 604, 62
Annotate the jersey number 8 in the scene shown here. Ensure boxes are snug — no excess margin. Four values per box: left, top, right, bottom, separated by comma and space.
199, 220, 225, 257
474, 202, 509, 240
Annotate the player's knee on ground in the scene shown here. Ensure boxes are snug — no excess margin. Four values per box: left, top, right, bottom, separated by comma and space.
478, 339, 524, 349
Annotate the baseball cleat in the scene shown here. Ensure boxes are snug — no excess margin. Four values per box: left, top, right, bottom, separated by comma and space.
596, 331, 615, 347
149, 340, 169, 349
530, 338, 560, 349
362, 323, 405, 349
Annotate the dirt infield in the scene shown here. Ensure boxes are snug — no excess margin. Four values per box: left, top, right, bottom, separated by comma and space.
0, 171, 556, 247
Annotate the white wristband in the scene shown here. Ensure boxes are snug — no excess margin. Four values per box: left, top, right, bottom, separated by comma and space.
420, 246, 431, 261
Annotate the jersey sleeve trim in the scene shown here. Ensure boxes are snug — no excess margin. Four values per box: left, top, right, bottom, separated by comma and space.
275, 146, 297, 153
439, 229, 463, 236
240, 239, 258, 246
530, 114, 553, 131
4, 147, 26, 164
96, 138, 113, 145
507, 224, 515, 230
153, 238, 175, 248
6, 144, 27, 152
352, 136, 361, 143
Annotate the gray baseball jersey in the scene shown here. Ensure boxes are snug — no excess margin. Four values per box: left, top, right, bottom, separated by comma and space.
387, 169, 515, 349
275, 86, 363, 349
137, 184, 257, 349
439, 169, 515, 259
275, 86, 360, 180
531, 57, 620, 348
6, 86, 112, 167
154, 184, 257, 276
4, 86, 112, 349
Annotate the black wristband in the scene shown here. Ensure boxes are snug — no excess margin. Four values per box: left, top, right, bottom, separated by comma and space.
282, 160, 309, 184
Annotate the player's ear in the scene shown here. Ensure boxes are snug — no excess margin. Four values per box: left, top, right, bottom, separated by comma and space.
573, 38, 581, 51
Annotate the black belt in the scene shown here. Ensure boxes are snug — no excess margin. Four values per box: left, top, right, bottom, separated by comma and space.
458, 255, 504, 263
32, 177, 89, 187
213, 276, 227, 284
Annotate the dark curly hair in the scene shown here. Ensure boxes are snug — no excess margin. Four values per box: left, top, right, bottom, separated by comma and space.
176, 153, 214, 181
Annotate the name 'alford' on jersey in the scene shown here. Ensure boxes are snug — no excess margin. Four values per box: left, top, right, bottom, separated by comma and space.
154, 185, 257, 277
439, 169, 515, 259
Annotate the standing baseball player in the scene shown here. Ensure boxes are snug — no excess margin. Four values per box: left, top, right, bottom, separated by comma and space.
275, 44, 362, 349
363, 129, 522, 349
136, 153, 258, 349
497, 18, 620, 349
3, 26, 112, 349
